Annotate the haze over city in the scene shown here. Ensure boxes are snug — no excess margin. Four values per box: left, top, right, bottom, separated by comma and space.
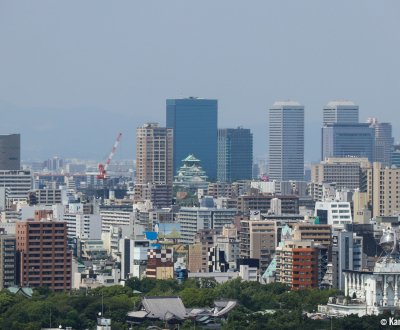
1, 1, 399, 161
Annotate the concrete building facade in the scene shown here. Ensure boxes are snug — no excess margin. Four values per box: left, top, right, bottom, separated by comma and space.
0, 170, 32, 203
134, 123, 173, 208
311, 157, 369, 190
178, 207, 236, 244
314, 201, 352, 229
239, 219, 277, 272
368, 162, 400, 217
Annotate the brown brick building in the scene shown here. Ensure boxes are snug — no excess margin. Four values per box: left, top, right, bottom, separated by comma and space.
275, 239, 318, 290
16, 219, 72, 291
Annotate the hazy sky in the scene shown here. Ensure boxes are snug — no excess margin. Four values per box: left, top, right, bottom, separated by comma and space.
1, 1, 399, 162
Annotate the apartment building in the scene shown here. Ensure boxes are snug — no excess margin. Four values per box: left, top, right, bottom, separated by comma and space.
16, 219, 71, 291
275, 239, 318, 290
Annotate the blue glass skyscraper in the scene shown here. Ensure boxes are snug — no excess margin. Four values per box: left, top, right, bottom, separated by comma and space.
218, 127, 253, 182
166, 97, 218, 180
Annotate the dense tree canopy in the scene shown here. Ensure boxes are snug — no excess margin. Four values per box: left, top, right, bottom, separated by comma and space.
0, 279, 394, 329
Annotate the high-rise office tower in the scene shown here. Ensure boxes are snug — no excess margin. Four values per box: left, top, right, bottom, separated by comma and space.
321, 101, 375, 162
368, 118, 394, 167
268, 101, 304, 181
0, 134, 20, 170
217, 127, 253, 182
134, 123, 173, 208
321, 123, 375, 161
166, 97, 217, 180
323, 101, 359, 125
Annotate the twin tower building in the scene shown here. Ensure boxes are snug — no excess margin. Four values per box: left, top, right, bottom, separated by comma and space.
135, 98, 391, 206
269, 99, 393, 182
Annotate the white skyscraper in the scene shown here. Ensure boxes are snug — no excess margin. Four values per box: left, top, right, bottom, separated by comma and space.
268, 101, 304, 181
323, 100, 359, 125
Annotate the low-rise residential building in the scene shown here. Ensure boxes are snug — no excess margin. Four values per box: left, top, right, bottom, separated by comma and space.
188, 229, 215, 273
292, 222, 332, 246
119, 238, 150, 279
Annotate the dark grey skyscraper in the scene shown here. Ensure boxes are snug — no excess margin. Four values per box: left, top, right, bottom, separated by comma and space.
368, 118, 393, 167
217, 127, 253, 182
0, 134, 20, 170
268, 101, 304, 181
166, 97, 217, 180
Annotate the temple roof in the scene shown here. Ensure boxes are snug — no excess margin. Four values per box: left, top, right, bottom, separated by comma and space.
141, 296, 189, 320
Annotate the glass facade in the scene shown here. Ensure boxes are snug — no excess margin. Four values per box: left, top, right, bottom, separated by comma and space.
218, 128, 253, 182
0, 134, 20, 170
323, 101, 359, 126
321, 123, 374, 161
393, 144, 400, 168
166, 98, 217, 180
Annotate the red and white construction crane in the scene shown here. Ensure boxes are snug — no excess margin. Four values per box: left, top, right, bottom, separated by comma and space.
97, 132, 123, 180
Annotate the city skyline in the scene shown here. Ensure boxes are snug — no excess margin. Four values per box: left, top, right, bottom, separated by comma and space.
2, 2, 400, 327
2, 97, 396, 165
1, 1, 400, 161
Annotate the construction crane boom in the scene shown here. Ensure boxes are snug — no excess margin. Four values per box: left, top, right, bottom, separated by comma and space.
97, 132, 122, 180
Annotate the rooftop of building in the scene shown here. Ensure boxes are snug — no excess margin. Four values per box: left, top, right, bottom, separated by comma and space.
322, 157, 370, 164
325, 100, 357, 107
271, 100, 302, 107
